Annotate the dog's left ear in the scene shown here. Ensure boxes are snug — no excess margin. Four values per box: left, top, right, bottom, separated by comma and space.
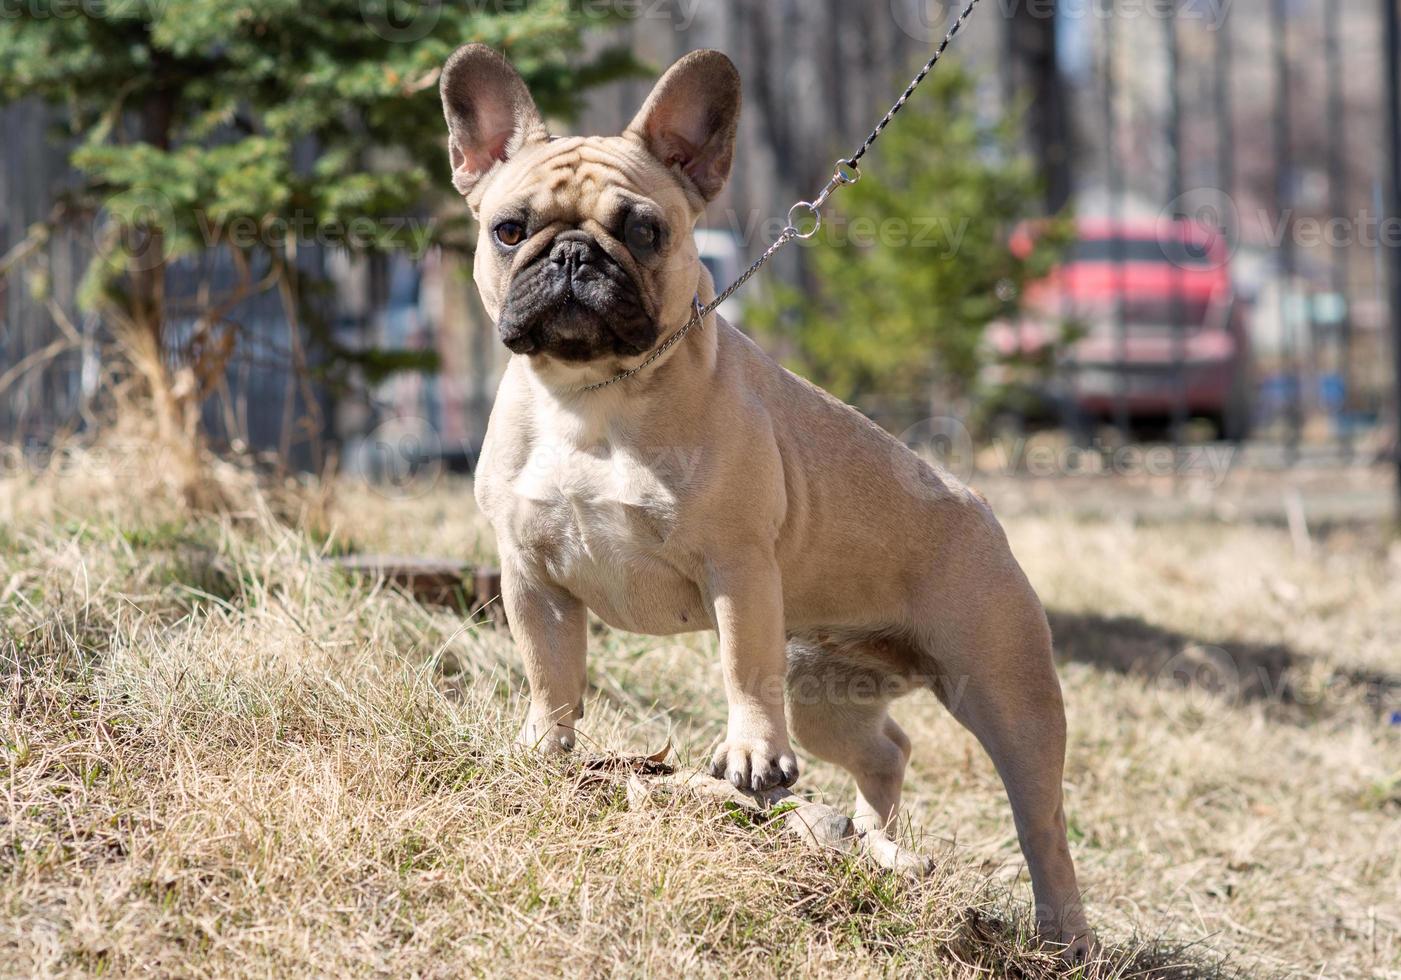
440, 43, 550, 200
626, 49, 741, 204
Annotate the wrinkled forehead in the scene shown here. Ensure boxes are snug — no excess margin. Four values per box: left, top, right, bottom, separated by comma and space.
478, 135, 691, 226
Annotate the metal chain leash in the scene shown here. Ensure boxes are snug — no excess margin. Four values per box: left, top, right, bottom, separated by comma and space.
580, 231, 798, 391
847, 0, 982, 167
580, 0, 983, 393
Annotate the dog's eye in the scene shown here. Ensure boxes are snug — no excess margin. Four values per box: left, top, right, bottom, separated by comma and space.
624, 217, 661, 255
494, 221, 527, 248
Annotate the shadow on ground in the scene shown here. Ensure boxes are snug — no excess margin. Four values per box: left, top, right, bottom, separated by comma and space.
951, 908, 1248, 979
1047, 610, 1399, 723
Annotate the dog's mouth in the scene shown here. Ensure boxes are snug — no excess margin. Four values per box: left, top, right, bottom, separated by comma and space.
501, 294, 634, 361
497, 233, 657, 363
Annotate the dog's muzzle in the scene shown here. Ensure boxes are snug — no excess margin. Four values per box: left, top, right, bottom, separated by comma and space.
496, 231, 657, 362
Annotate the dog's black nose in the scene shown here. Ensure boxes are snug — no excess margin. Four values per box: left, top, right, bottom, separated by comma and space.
549, 231, 599, 273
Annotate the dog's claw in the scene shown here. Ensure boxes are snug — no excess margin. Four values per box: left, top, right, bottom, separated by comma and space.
1050, 931, 1097, 967
518, 716, 576, 755
861, 830, 935, 877
778, 757, 799, 787
710, 740, 799, 795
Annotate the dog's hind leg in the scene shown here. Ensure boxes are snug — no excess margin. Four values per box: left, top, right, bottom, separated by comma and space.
785, 639, 929, 873
932, 600, 1094, 963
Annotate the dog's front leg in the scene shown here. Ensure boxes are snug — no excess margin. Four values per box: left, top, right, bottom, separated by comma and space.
502, 559, 587, 754
705, 553, 799, 792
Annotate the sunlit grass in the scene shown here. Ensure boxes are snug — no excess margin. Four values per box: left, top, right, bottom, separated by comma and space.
2, 448, 1397, 977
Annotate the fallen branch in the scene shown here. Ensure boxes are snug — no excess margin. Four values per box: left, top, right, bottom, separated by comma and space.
324, 555, 504, 623
0, 332, 77, 399
587, 751, 933, 875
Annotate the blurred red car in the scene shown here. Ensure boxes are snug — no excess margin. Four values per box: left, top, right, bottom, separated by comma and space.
989, 217, 1253, 440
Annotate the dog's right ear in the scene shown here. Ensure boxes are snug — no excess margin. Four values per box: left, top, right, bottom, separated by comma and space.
440, 44, 549, 200
626, 49, 741, 205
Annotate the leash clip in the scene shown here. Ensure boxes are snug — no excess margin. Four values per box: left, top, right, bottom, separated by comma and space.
784, 158, 861, 241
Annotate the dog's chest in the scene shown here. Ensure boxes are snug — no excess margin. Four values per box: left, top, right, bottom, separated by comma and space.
493, 437, 711, 634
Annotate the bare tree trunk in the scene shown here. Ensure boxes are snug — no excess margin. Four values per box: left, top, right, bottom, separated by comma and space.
115, 89, 218, 507
1005, 1, 1071, 213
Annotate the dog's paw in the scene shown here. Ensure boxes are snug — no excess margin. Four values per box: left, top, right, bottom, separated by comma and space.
1037, 923, 1097, 968
860, 830, 935, 877
709, 738, 799, 793
517, 716, 576, 755
1051, 930, 1097, 969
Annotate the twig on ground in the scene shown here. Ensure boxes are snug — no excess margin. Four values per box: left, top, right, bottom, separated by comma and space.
587, 751, 933, 874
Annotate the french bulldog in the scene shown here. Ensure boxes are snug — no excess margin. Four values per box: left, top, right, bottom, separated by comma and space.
440, 43, 1092, 960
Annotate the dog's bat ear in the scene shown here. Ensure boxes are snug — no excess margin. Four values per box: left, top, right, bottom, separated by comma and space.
440, 44, 549, 199
626, 49, 741, 204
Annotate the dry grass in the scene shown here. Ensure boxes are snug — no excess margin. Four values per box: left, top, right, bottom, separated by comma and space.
3, 448, 1398, 978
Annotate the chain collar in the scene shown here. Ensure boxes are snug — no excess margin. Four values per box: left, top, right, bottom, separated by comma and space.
577, 224, 803, 393
578, 294, 705, 392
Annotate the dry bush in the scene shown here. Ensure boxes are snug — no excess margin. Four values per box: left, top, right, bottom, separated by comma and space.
3, 456, 1398, 977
